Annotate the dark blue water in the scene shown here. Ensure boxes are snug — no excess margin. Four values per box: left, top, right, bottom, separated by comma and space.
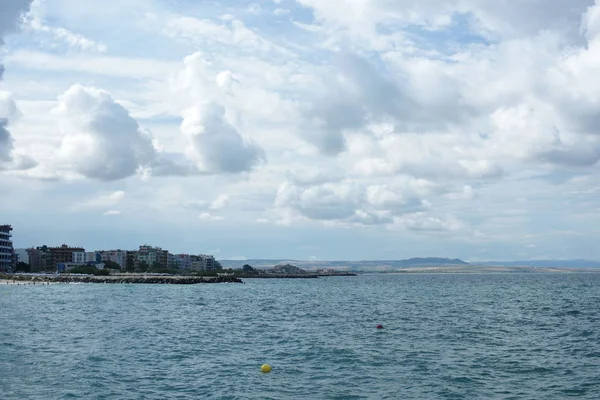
1, 273, 600, 399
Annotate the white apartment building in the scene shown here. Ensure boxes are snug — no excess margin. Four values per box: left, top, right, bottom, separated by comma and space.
101, 250, 128, 270
72, 251, 100, 265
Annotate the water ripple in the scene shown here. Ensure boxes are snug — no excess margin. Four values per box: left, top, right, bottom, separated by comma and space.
1, 274, 600, 399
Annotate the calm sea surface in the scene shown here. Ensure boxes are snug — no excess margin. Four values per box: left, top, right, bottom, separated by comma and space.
1, 273, 600, 399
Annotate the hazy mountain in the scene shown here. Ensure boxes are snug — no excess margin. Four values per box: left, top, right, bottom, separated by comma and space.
220, 257, 469, 270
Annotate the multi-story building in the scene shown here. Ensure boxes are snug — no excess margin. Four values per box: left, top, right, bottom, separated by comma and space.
28, 246, 49, 272
174, 254, 192, 270
72, 251, 86, 264
72, 251, 100, 265
167, 253, 178, 268
100, 250, 128, 270
126, 251, 137, 271
49, 245, 85, 270
135, 245, 169, 268
0, 225, 14, 272
190, 254, 216, 272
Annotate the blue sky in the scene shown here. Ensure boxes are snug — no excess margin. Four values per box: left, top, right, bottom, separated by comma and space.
2, 0, 600, 261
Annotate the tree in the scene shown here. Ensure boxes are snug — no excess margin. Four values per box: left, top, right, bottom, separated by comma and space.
136, 260, 150, 273
214, 260, 223, 270
104, 260, 121, 271
242, 264, 255, 272
15, 262, 30, 273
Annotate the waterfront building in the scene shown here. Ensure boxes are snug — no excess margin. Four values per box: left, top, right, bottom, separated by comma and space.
167, 252, 176, 268
174, 254, 192, 270
190, 254, 216, 271
27, 246, 49, 272
0, 225, 14, 272
270, 264, 306, 274
101, 250, 128, 270
135, 245, 169, 268
49, 245, 85, 270
72, 251, 85, 264
73, 251, 101, 265
126, 251, 137, 271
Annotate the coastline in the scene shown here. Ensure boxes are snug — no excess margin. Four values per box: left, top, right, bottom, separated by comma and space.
0, 274, 243, 285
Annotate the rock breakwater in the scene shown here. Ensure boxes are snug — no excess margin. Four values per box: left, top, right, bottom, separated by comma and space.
0, 274, 243, 285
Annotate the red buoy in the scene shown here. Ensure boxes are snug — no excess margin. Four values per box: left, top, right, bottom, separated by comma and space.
376, 324, 383, 329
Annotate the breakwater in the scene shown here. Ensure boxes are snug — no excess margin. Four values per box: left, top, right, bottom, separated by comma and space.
235, 272, 357, 279
0, 274, 243, 284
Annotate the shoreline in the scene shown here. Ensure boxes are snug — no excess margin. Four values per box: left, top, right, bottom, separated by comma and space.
0, 274, 243, 285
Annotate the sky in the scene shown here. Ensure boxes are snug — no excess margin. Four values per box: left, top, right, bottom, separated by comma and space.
1, 0, 600, 261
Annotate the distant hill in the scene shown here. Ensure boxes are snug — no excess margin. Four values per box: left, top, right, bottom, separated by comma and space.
478, 260, 600, 269
219, 257, 469, 270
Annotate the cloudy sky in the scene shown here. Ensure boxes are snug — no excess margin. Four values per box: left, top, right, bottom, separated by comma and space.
1, 0, 600, 261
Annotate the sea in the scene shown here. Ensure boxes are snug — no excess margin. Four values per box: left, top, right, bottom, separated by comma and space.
1, 273, 599, 399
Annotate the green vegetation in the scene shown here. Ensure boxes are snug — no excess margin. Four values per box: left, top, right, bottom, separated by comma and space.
68, 265, 110, 276
148, 262, 179, 275
103, 260, 121, 271
135, 260, 150, 273
15, 262, 31, 273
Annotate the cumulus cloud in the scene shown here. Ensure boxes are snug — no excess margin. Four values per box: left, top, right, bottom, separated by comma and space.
177, 52, 266, 174
182, 102, 266, 173
53, 85, 162, 181
0, 0, 33, 166
273, 180, 427, 226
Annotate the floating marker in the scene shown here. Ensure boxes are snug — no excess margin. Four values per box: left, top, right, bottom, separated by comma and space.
376, 324, 384, 329
261, 364, 272, 373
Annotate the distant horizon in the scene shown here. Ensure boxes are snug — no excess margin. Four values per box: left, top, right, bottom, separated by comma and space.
12, 244, 600, 264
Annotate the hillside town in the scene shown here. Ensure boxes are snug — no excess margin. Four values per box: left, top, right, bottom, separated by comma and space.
1, 224, 219, 274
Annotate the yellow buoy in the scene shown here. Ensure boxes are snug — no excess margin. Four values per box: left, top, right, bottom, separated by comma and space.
261, 364, 272, 373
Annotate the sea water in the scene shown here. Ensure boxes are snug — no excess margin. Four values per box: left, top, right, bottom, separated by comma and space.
1, 273, 599, 399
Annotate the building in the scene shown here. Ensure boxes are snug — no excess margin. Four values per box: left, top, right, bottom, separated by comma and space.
0, 225, 14, 272
72, 251, 86, 264
270, 264, 306, 274
100, 250, 128, 270
167, 253, 176, 268
135, 245, 169, 268
174, 254, 192, 270
28, 245, 84, 271
49, 245, 85, 270
72, 251, 101, 265
27, 246, 49, 272
126, 251, 137, 271
58, 262, 105, 273
190, 254, 216, 272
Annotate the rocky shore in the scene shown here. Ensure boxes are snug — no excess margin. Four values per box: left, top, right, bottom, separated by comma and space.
0, 274, 243, 285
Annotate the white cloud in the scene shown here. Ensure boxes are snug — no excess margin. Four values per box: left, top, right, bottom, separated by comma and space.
78, 190, 125, 209
25, 15, 107, 52
273, 180, 427, 226
102, 210, 121, 216
5, 51, 177, 79
199, 212, 225, 221
4, 0, 600, 260
210, 194, 230, 211
51, 84, 162, 181
0, 0, 33, 166
177, 52, 266, 174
